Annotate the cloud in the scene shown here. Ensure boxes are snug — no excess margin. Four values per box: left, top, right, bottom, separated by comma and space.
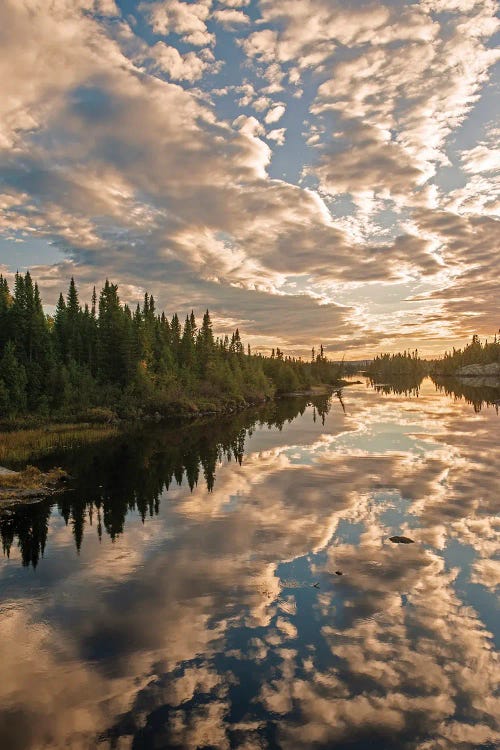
461, 143, 500, 174
266, 128, 286, 146
212, 8, 249, 29
0, 0, 498, 355
264, 103, 285, 124
140, 0, 215, 46
218, 0, 249, 6
150, 41, 218, 81
309, 120, 426, 200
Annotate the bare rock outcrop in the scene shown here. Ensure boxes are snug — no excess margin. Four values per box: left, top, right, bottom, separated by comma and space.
457, 362, 500, 378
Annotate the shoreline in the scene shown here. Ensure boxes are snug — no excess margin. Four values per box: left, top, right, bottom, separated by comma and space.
0, 381, 354, 502
0, 379, 354, 433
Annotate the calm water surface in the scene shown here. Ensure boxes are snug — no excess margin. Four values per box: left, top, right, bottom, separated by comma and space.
0, 379, 499, 750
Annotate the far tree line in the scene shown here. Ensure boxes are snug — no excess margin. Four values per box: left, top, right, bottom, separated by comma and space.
366, 335, 500, 380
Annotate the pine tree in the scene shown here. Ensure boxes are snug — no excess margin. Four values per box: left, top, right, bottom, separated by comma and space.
180, 314, 196, 368
53, 292, 67, 362
65, 277, 82, 364
197, 310, 214, 375
170, 313, 181, 364
97, 280, 128, 384
10, 273, 27, 362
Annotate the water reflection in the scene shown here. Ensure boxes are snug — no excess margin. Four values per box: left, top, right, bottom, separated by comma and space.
0, 397, 332, 566
369, 372, 500, 413
369, 373, 424, 397
0, 380, 498, 750
432, 375, 500, 413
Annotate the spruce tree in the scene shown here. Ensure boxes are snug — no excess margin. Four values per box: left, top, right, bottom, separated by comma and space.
170, 313, 181, 365
180, 315, 196, 368
10, 273, 27, 362
197, 310, 214, 374
65, 277, 82, 364
53, 293, 67, 362
97, 281, 121, 383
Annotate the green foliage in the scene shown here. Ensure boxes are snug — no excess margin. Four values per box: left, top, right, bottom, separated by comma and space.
0, 272, 343, 420
0, 341, 28, 416
431, 334, 500, 375
366, 350, 428, 380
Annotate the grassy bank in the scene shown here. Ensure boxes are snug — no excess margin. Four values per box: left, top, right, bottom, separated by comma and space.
0, 465, 68, 505
0, 422, 118, 465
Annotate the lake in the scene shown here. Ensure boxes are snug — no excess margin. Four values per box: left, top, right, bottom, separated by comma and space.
0, 378, 499, 750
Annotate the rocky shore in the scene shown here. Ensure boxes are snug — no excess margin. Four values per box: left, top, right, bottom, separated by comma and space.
456, 362, 500, 378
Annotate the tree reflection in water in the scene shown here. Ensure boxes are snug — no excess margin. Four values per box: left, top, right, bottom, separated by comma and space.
0, 382, 498, 750
0, 396, 331, 566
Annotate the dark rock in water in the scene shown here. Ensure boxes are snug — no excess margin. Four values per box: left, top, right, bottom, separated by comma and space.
389, 535, 415, 544
335, 570, 343, 576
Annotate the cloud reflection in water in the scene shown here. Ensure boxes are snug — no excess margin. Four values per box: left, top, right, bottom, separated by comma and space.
0, 380, 498, 749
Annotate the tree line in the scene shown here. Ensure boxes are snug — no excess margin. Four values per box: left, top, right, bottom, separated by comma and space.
0, 272, 342, 420
366, 350, 429, 380
431, 334, 500, 376
367, 334, 500, 381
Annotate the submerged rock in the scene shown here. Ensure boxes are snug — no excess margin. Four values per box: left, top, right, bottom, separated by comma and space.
389, 535, 415, 544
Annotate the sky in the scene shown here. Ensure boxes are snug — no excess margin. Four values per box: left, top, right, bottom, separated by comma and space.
0, 0, 498, 357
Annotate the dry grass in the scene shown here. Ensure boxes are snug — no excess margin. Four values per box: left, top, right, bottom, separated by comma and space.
0, 465, 66, 490
0, 423, 118, 464
0, 465, 68, 504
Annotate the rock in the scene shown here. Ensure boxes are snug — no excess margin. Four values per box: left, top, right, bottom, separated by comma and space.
0, 466, 18, 476
457, 362, 500, 377
389, 535, 415, 544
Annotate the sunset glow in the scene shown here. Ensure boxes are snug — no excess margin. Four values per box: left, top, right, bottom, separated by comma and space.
0, 0, 498, 356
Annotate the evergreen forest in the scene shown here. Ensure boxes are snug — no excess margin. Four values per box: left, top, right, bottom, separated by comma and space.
431, 334, 500, 375
367, 335, 500, 382
366, 350, 429, 380
0, 272, 343, 422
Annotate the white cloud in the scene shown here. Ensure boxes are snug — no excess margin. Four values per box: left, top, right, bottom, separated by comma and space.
217, 0, 249, 6
141, 0, 215, 46
264, 104, 285, 124
461, 130, 500, 173
267, 128, 286, 146
151, 41, 216, 81
212, 8, 249, 29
